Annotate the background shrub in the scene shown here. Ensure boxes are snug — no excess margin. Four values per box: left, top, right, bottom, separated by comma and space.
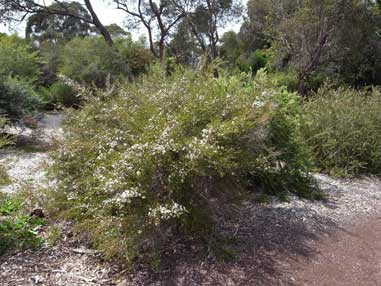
301, 86, 381, 175
0, 34, 42, 119
40, 82, 80, 109
49, 68, 317, 263
0, 76, 42, 119
237, 50, 268, 75
0, 193, 44, 255
60, 36, 127, 87
60, 36, 153, 87
115, 36, 154, 76
0, 34, 41, 82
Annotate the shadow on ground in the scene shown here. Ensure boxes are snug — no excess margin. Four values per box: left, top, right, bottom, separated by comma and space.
124, 200, 339, 286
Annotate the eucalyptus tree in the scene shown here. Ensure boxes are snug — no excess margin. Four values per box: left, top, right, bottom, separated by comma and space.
168, 17, 200, 65
186, 0, 243, 60
0, 0, 114, 47
25, 2, 92, 44
243, 0, 381, 94
114, 0, 196, 61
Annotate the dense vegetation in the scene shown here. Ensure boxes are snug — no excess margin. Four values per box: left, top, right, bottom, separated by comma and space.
301, 86, 381, 176
0, 0, 380, 265
49, 68, 318, 262
0, 193, 44, 255
0, 31, 152, 117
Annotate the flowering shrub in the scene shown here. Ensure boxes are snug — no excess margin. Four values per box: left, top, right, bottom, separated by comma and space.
50, 69, 316, 262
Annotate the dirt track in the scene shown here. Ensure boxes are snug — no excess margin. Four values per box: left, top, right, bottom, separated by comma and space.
293, 217, 381, 286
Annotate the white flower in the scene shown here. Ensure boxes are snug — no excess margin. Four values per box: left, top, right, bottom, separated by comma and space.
148, 202, 187, 225
252, 100, 265, 108
104, 187, 144, 205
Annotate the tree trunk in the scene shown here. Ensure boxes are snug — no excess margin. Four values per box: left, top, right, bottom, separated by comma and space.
159, 38, 165, 62
83, 0, 114, 47
297, 75, 307, 96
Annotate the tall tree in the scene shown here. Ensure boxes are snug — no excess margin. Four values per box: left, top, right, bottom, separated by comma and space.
244, 0, 381, 93
114, 0, 194, 61
25, 2, 92, 44
104, 24, 129, 38
0, 0, 114, 47
238, 0, 271, 52
168, 18, 199, 65
185, 0, 242, 61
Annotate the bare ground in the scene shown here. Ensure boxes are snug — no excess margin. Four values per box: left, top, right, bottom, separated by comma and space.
292, 217, 381, 286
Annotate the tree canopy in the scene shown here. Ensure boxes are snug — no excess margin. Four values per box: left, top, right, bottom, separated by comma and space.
25, 2, 92, 45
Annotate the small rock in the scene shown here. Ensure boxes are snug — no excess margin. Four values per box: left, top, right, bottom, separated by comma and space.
117, 279, 130, 286
31, 275, 44, 284
30, 209, 45, 218
23, 116, 39, 129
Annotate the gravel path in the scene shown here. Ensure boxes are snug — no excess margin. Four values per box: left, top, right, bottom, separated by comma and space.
292, 217, 381, 286
273, 174, 381, 228
0, 243, 119, 286
0, 150, 51, 193
0, 112, 64, 193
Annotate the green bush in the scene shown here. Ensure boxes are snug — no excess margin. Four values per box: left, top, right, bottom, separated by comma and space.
0, 76, 42, 118
115, 36, 154, 76
60, 36, 127, 87
270, 70, 299, 92
0, 194, 44, 255
0, 34, 41, 82
301, 86, 381, 175
237, 50, 268, 75
60, 36, 153, 88
49, 68, 316, 263
40, 82, 80, 108
0, 34, 43, 118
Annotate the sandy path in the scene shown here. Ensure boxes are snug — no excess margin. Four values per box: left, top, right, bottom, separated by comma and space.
293, 218, 381, 286
0, 112, 64, 193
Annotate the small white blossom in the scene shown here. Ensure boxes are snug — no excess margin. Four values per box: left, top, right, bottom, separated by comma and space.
148, 202, 187, 225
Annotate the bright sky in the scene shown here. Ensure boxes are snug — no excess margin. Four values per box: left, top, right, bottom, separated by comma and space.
0, 0, 247, 39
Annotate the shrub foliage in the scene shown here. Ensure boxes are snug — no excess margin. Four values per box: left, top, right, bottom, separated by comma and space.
50, 69, 316, 262
39, 82, 80, 109
0, 34, 41, 82
301, 86, 381, 175
0, 76, 42, 118
59, 36, 153, 87
0, 34, 42, 118
0, 194, 44, 255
